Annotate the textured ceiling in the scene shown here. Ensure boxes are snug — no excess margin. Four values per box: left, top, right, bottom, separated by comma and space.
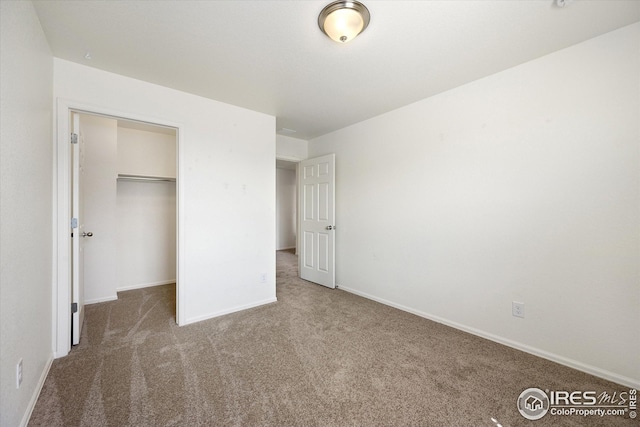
33, 1, 640, 140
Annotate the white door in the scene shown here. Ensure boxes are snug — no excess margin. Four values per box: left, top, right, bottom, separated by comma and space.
71, 112, 87, 345
298, 154, 335, 288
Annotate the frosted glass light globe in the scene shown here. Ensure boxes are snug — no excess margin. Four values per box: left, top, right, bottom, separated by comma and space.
323, 8, 365, 42
318, 1, 370, 43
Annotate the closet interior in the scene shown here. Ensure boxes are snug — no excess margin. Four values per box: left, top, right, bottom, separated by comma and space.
116, 120, 177, 292
80, 113, 177, 304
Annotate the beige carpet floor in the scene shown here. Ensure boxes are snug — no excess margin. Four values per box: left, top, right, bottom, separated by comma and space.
29, 250, 634, 426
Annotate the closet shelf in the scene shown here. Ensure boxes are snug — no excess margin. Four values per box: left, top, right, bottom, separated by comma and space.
117, 174, 176, 183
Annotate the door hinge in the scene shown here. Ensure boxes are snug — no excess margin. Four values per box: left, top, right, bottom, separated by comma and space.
70, 133, 78, 144
71, 302, 78, 313
71, 218, 78, 229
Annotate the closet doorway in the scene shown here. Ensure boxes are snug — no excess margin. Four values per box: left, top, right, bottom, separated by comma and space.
55, 100, 182, 356
75, 113, 177, 344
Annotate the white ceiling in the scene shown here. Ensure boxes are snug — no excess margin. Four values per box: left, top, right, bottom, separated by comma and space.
33, 1, 640, 140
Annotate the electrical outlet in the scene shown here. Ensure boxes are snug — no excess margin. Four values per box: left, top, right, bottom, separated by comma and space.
260, 273, 267, 283
16, 359, 23, 389
512, 301, 525, 318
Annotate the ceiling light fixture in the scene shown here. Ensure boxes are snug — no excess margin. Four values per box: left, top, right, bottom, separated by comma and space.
318, 1, 370, 43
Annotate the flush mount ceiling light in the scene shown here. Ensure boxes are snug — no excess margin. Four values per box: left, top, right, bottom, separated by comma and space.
318, 1, 370, 43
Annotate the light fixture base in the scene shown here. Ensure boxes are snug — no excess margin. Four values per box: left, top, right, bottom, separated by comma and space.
318, 1, 370, 43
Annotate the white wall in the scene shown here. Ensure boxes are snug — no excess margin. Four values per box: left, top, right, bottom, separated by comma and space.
276, 134, 308, 161
276, 168, 296, 250
117, 125, 177, 291
117, 181, 177, 290
118, 126, 176, 178
81, 114, 119, 304
309, 23, 640, 387
54, 58, 276, 325
0, 2, 53, 426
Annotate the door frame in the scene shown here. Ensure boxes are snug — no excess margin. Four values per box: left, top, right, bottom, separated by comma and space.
53, 98, 185, 357
276, 155, 302, 255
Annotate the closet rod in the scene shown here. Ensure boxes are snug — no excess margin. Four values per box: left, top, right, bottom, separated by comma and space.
117, 174, 176, 183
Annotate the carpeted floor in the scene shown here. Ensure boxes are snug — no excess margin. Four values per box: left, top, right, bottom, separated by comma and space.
29, 250, 634, 426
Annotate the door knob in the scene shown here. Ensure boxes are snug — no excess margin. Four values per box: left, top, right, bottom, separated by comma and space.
82, 231, 93, 237
325, 225, 335, 230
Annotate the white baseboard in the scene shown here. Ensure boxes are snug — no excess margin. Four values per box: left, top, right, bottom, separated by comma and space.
21, 354, 53, 427
84, 295, 118, 305
337, 284, 639, 390
117, 279, 176, 292
184, 297, 278, 325
85, 295, 118, 305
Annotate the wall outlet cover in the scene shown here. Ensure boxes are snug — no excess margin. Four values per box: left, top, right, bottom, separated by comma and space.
512, 301, 525, 318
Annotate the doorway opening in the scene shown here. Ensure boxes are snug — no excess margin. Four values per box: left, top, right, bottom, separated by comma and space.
55, 100, 183, 357
276, 159, 298, 254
